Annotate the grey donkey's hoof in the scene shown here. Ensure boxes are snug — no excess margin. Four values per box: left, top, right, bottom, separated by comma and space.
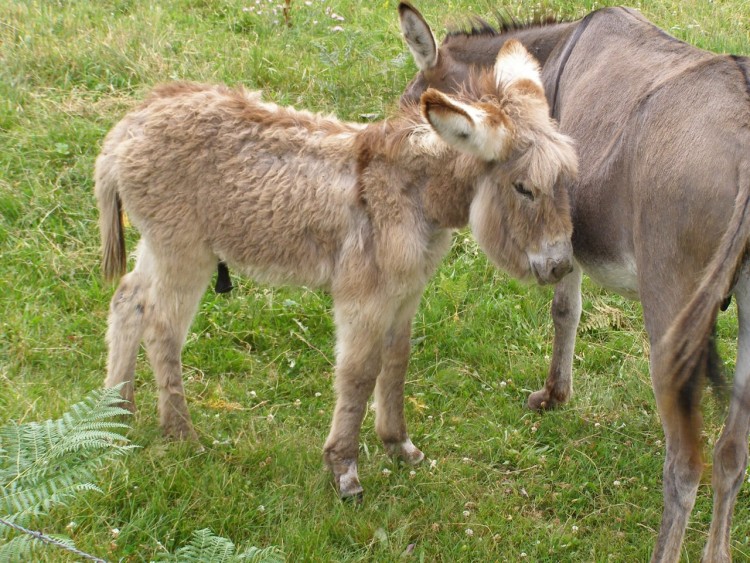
527, 388, 569, 411
162, 421, 199, 443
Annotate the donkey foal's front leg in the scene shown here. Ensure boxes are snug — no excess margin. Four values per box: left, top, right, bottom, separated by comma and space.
324, 318, 385, 500
375, 314, 424, 466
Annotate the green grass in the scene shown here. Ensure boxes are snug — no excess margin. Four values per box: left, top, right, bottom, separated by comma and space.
1, 0, 749, 560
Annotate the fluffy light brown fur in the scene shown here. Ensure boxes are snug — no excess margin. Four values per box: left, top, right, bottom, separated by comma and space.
95, 44, 576, 499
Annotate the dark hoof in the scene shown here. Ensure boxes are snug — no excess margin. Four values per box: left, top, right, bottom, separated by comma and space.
527, 389, 565, 411
341, 490, 364, 504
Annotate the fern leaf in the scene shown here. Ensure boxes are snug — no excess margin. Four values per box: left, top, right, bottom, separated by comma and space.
158, 529, 284, 562
1, 386, 133, 533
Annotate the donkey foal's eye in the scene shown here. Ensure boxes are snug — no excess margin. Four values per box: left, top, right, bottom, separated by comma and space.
513, 182, 535, 201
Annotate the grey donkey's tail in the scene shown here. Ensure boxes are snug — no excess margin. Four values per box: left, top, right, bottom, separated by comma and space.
94, 152, 127, 283
655, 160, 750, 421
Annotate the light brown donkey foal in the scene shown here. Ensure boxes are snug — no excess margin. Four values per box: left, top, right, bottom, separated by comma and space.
95, 41, 577, 499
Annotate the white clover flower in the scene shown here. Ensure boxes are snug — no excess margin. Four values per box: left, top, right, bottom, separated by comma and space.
465, 528, 474, 537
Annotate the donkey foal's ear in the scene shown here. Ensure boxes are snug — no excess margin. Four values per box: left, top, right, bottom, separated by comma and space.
399, 2, 438, 71
421, 89, 511, 162
494, 39, 543, 92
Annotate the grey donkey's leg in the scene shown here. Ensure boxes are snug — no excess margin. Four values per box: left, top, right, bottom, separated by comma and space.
649, 339, 703, 562
528, 263, 582, 410
374, 293, 424, 465
142, 249, 214, 441
704, 268, 750, 563
323, 298, 393, 500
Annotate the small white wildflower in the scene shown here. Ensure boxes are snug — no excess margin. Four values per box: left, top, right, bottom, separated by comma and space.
429, 459, 437, 470
462, 457, 471, 463
304, 0, 312, 4
331, 25, 344, 32
655, 440, 662, 446
250, 390, 257, 398
465, 528, 474, 537
258, 505, 266, 512
613, 480, 621, 486
409, 470, 416, 478
111, 528, 120, 538
267, 413, 274, 422
382, 468, 391, 476
315, 392, 322, 397
520, 552, 527, 558
499, 381, 507, 388
572, 525, 579, 532
594, 422, 601, 428
294, 399, 301, 407
463, 510, 471, 517
66, 521, 77, 531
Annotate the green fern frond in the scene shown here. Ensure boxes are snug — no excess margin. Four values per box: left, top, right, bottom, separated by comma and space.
1, 385, 134, 536
0, 529, 77, 562
159, 528, 284, 562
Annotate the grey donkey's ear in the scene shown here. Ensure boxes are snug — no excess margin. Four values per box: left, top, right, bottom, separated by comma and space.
399, 2, 438, 71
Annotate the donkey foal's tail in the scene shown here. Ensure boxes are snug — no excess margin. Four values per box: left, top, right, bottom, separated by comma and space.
94, 153, 127, 283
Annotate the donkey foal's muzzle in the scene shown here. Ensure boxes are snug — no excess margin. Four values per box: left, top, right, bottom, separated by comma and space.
530, 240, 574, 285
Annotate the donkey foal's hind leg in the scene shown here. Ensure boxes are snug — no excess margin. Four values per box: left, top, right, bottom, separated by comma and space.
105, 270, 151, 411
143, 251, 214, 441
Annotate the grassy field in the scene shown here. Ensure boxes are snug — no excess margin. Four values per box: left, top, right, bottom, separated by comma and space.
2, 0, 749, 560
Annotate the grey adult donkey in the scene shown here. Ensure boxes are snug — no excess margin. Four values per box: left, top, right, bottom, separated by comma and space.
399, 3, 750, 561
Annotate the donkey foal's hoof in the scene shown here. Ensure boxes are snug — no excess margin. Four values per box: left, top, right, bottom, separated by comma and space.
385, 438, 425, 466
336, 463, 364, 500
